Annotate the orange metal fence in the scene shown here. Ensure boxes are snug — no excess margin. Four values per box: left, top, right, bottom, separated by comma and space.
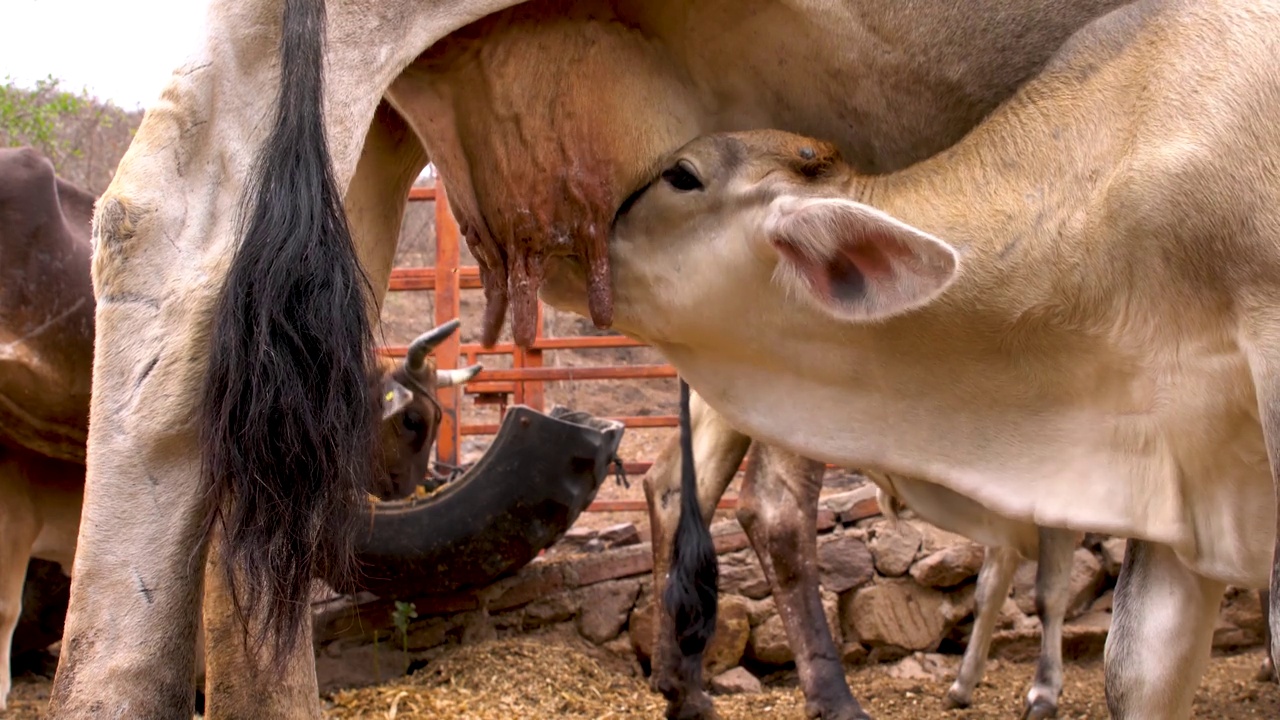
379, 178, 683, 495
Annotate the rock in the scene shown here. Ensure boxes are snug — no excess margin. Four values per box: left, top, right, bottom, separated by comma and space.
1063, 610, 1111, 659
710, 667, 763, 695
405, 617, 458, 651
582, 538, 606, 553
524, 592, 577, 627
1100, 538, 1127, 576
748, 613, 793, 665
842, 641, 869, 665
598, 523, 641, 548
942, 583, 977, 626
1066, 548, 1106, 619
818, 533, 875, 593
705, 597, 752, 676
997, 597, 1032, 632
823, 484, 879, 520
870, 523, 922, 577
602, 633, 634, 660
822, 589, 843, 648
743, 596, 777, 627
910, 542, 985, 589
823, 488, 869, 515
844, 578, 947, 651
577, 578, 641, 644
885, 652, 956, 681
556, 526, 599, 554
1011, 560, 1039, 616
1215, 587, 1266, 649
911, 520, 972, 555
991, 626, 1042, 662
314, 642, 393, 692
628, 596, 751, 676
720, 549, 771, 599
1009, 550, 1106, 621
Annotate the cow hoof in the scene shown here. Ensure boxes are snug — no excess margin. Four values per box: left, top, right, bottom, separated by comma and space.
807, 702, 874, 720
1021, 698, 1058, 720
1255, 660, 1277, 683
664, 696, 719, 720
942, 688, 972, 710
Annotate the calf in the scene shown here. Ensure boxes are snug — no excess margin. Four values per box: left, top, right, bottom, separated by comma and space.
540, 1, 1280, 715
874, 479, 1077, 717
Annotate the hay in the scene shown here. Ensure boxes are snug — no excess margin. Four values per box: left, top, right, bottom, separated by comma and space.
322, 634, 805, 720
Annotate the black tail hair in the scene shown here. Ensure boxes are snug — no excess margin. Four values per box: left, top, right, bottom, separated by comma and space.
197, 0, 378, 667
662, 379, 719, 659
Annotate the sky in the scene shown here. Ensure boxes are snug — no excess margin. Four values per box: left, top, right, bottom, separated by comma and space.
2, 0, 214, 109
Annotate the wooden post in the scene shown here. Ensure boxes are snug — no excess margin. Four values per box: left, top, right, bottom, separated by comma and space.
433, 177, 462, 467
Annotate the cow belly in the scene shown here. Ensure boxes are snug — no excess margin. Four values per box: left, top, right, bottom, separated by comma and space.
877, 473, 1041, 559
668, 351, 1275, 589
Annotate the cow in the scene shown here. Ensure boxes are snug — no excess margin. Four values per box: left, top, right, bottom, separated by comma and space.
49, 0, 1149, 717
0, 144, 480, 711
535, 0, 1280, 715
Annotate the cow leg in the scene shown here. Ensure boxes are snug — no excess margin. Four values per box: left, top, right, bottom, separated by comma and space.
645, 393, 750, 719
1104, 539, 1223, 719
1259, 590, 1276, 682
944, 545, 1019, 710
737, 443, 869, 720
1022, 527, 1076, 720
47, 2, 517, 715
0, 462, 39, 712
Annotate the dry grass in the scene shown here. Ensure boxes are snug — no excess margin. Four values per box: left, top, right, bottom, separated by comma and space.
319, 635, 1280, 720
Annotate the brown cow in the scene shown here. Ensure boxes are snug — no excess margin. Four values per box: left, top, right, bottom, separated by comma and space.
0, 145, 478, 710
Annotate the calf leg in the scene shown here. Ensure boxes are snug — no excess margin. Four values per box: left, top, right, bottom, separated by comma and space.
1105, 539, 1223, 719
0, 463, 40, 711
1023, 527, 1076, 720
737, 443, 869, 720
944, 545, 1019, 709
1259, 590, 1276, 682
645, 393, 750, 719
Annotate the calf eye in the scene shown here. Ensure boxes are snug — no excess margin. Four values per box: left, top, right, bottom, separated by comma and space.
661, 160, 704, 192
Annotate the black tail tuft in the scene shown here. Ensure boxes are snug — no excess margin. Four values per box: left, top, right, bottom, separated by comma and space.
662, 379, 719, 658
197, 0, 378, 669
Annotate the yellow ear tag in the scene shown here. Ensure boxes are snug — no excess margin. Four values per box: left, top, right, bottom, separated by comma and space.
385, 390, 395, 402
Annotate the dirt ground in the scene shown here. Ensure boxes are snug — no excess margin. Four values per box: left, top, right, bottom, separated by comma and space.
8, 635, 1276, 719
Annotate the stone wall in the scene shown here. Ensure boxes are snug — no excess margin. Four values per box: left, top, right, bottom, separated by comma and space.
312, 484, 1268, 693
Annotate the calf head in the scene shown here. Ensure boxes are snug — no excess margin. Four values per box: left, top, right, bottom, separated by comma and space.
542, 130, 961, 342
375, 319, 483, 500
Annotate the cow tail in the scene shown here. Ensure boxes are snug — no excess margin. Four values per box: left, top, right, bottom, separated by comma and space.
662, 379, 720, 664
197, 0, 378, 669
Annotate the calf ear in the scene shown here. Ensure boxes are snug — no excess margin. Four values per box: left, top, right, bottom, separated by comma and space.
765, 197, 958, 321
381, 380, 414, 420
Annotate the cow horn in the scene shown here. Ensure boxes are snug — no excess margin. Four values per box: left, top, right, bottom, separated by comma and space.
406, 319, 461, 372
437, 363, 484, 388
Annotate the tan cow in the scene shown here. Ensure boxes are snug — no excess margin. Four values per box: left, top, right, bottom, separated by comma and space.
538, 1, 1280, 716
52, 0, 1145, 717
0, 143, 479, 712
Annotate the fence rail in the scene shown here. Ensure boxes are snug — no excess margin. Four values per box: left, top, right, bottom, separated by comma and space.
388, 178, 683, 489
